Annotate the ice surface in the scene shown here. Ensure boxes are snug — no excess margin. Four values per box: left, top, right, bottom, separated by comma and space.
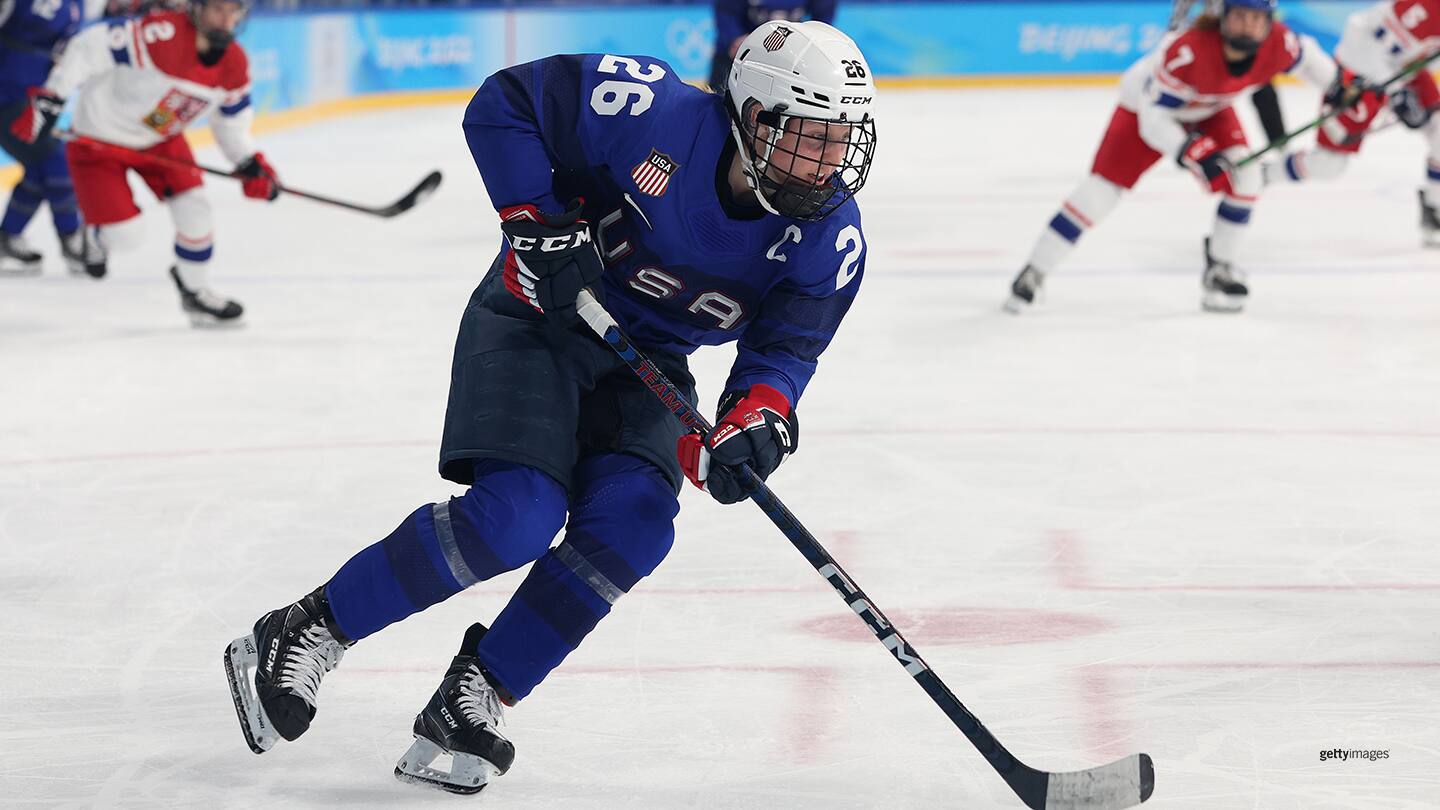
2, 86, 1437, 808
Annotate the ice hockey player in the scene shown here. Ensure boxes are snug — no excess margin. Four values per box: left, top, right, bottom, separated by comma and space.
1170, 0, 1289, 146
1261, 0, 1440, 248
0, 0, 94, 276
1007, 0, 1340, 314
6, 0, 280, 325
224, 20, 876, 794
711, 0, 837, 91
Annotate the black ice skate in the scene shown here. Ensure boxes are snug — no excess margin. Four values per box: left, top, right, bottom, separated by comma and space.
62, 227, 107, 279
170, 265, 244, 327
394, 623, 516, 795
224, 586, 350, 754
1420, 190, 1440, 249
1201, 237, 1248, 313
0, 231, 42, 275
1003, 264, 1045, 314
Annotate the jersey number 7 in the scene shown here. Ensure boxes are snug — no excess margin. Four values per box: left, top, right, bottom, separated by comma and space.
590, 55, 667, 117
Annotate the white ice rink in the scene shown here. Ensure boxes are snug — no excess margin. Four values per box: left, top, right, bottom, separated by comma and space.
2, 85, 1438, 809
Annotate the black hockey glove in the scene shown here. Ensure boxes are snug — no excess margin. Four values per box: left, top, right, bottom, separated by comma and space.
677, 384, 798, 505
498, 199, 604, 325
1389, 86, 1434, 129
1323, 70, 1370, 111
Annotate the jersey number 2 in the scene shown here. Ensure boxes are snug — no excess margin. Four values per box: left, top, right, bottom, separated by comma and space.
591, 55, 666, 117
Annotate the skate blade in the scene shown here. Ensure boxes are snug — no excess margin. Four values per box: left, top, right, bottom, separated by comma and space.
225, 634, 280, 754
394, 736, 497, 795
1002, 294, 1033, 315
0, 263, 42, 277
188, 313, 246, 330
1201, 291, 1246, 314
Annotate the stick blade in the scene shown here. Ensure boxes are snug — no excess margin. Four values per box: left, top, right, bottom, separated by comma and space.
1043, 753, 1154, 809
380, 170, 443, 217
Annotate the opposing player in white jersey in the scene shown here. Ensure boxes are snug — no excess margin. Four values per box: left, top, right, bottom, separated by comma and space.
1007, 0, 1338, 314
1262, 0, 1440, 247
7, 0, 281, 325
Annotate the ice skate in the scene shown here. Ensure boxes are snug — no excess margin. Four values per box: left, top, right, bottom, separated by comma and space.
0, 232, 42, 275
1421, 190, 1440, 249
224, 586, 350, 754
395, 624, 516, 795
170, 265, 244, 327
1004, 265, 1045, 314
1201, 237, 1247, 313
61, 227, 107, 279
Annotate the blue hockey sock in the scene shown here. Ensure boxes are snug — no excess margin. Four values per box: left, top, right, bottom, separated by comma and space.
42, 148, 79, 235
324, 460, 566, 642
478, 453, 679, 702
1, 171, 44, 235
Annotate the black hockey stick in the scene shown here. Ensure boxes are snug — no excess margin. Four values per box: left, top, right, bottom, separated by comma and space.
574, 289, 1155, 810
55, 130, 442, 218
1237, 52, 1440, 168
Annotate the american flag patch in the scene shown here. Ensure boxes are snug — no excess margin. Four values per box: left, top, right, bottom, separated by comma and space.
630, 149, 679, 197
763, 26, 792, 52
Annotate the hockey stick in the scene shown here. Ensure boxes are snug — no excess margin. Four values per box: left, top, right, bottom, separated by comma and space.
1236, 52, 1440, 168
54, 130, 442, 218
573, 289, 1155, 810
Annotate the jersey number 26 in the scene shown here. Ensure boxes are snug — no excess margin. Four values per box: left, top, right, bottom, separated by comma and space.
590, 55, 666, 117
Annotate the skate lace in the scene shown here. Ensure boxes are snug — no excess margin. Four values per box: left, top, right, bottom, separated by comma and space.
277, 624, 345, 705
456, 664, 504, 730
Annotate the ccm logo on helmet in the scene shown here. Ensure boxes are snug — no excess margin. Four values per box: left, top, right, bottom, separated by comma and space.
508, 231, 593, 252
840, 96, 872, 104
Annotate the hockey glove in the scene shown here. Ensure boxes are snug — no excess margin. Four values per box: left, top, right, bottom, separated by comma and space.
1389, 86, 1434, 129
1323, 69, 1371, 111
499, 200, 604, 325
1177, 132, 1235, 195
677, 384, 797, 505
7, 88, 64, 145
235, 152, 280, 201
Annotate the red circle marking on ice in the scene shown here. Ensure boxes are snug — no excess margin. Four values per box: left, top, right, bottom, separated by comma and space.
799, 607, 1111, 646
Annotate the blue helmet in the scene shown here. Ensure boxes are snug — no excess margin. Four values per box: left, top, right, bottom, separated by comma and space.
1224, 0, 1277, 15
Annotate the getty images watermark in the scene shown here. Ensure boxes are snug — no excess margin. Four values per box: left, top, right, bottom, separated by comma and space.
1319, 748, 1390, 762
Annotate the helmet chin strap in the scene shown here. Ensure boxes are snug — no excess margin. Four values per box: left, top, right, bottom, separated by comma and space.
727, 113, 789, 217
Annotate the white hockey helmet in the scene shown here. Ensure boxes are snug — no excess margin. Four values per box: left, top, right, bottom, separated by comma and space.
725, 21, 878, 221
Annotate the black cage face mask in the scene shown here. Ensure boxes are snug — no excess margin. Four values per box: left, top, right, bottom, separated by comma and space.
192, 2, 248, 65
735, 104, 877, 222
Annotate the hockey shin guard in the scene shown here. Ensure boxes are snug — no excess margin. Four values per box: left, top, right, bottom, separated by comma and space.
1026, 174, 1122, 274
324, 460, 566, 641
477, 454, 679, 702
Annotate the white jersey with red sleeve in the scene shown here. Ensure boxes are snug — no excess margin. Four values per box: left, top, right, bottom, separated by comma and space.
1334, 0, 1440, 82
44, 10, 257, 164
1118, 23, 1336, 155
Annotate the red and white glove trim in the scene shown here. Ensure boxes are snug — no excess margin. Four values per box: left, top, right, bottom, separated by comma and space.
499, 204, 546, 313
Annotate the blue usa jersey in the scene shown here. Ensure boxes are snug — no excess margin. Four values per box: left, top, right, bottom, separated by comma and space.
0, 0, 85, 99
464, 53, 866, 407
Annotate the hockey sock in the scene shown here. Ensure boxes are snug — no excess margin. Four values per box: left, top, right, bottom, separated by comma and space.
41, 148, 79, 235
477, 454, 679, 702
1270, 148, 1349, 184
1, 172, 44, 236
1025, 174, 1122, 273
1209, 193, 1256, 264
324, 460, 566, 642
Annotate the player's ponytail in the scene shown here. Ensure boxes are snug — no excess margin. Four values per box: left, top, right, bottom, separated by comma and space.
1191, 13, 1221, 31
